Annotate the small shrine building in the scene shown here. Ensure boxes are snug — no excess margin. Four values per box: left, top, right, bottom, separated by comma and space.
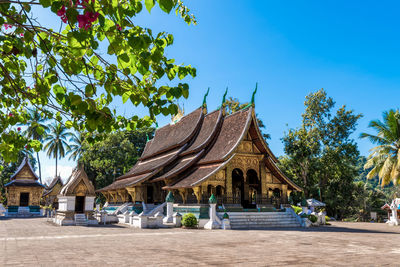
5, 156, 45, 215
54, 166, 97, 225
98, 100, 301, 208
42, 175, 63, 209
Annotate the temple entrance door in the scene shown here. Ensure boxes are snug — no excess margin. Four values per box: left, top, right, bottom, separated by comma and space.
247, 169, 260, 208
75, 196, 85, 213
19, 192, 29, 207
147, 186, 154, 203
232, 168, 244, 206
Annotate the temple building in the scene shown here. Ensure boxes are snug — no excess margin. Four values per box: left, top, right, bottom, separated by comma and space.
5, 156, 45, 215
42, 175, 64, 209
98, 98, 301, 209
54, 166, 97, 225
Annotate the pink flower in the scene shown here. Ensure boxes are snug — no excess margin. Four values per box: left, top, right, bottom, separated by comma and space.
19, 33, 24, 37
77, 11, 99, 30
17, 127, 21, 131
57, 6, 68, 23
116, 24, 122, 31
77, 14, 90, 29
86, 11, 99, 23
24, 145, 28, 149
4, 24, 12, 30
8, 113, 13, 117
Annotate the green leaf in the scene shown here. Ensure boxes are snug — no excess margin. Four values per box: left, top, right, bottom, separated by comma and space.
158, 0, 174, 13
65, 121, 73, 128
145, 0, 155, 13
36, 126, 45, 136
53, 84, 66, 95
85, 84, 95, 97
122, 92, 131, 104
39, 0, 52, 8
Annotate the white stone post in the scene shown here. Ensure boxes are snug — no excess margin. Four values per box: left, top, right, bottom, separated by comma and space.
173, 212, 182, 227
204, 194, 220, 230
221, 213, 231, 230
138, 213, 148, 228
129, 210, 137, 225
85, 196, 95, 212
390, 200, 399, 226
163, 191, 174, 224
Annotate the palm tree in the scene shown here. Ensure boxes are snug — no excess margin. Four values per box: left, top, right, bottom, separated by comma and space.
361, 109, 400, 186
23, 109, 48, 184
67, 132, 84, 161
43, 123, 71, 177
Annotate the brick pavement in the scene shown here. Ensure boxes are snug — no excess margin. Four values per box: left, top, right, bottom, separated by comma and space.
1, 218, 399, 266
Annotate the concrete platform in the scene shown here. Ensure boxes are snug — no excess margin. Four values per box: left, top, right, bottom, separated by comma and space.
0, 217, 399, 266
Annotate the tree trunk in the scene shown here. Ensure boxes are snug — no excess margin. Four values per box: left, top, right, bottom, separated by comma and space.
37, 152, 42, 184
55, 152, 58, 178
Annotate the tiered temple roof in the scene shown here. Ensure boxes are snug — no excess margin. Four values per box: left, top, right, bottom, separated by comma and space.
98, 105, 301, 192
43, 175, 63, 197
60, 166, 95, 196
4, 156, 45, 188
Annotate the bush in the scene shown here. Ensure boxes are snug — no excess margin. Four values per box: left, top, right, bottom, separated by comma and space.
181, 213, 198, 228
291, 205, 302, 214
309, 215, 318, 223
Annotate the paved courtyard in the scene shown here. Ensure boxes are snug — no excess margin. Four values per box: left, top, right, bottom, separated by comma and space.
0, 218, 399, 266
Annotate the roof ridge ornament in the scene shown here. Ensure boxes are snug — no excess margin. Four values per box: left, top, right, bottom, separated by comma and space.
251, 82, 258, 107
243, 82, 258, 109
222, 87, 228, 106
217, 87, 228, 115
202, 87, 210, 114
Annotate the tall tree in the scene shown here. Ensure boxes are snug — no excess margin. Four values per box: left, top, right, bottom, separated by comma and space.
43, 123, 71, 177
80, 128, 153, 189
0, 0, 196, 165
361, 109, 400, 186
67, 132, 84, 161
279, 89, 362, 218
23, 109, 48, 183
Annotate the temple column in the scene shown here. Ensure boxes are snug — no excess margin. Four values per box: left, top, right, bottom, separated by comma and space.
261, 165, 267, 197
243, 175, 249, 202
178, 189, 188, 204
226, 166, 232, 195
282, 184, 288, 203
193, 186, 201, 204
136, 186, 145, 202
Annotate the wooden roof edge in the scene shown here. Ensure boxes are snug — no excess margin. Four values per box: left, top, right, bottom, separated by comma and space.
140, 107, 204, 161
180, 109, 223, 157
249, 109, 279, 163
10, 155, 40, 181
150, 150, 205, 183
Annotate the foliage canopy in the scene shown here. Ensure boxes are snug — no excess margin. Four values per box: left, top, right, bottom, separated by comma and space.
0, 0, 196, 165
279, 89, 362, 218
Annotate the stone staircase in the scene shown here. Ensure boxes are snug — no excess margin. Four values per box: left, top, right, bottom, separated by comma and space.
226, 210, 301, 229
17, 207, 31, 217
74, 214, 88, 226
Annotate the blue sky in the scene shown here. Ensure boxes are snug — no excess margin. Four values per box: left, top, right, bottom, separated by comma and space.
37, 1, 400, 183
